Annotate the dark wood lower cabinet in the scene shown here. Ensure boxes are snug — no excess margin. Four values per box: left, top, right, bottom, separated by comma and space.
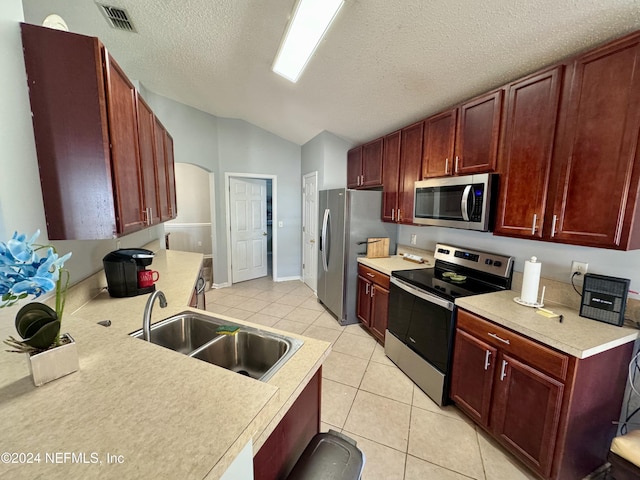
356, 264, 390, 344
253, 368, 321, 480
451, 309, 633, 480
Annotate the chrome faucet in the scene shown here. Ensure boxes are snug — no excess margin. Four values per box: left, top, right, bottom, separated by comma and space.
142, 290, 167, 341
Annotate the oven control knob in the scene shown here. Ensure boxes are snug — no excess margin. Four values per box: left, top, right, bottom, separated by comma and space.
493, 261, 502, 267
485, 259, 493, 265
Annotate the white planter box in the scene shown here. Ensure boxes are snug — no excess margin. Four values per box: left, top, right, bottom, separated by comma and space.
28, 333, 79, 386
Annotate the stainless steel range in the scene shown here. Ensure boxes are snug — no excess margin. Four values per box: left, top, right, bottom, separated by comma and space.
385, 243, 513, 406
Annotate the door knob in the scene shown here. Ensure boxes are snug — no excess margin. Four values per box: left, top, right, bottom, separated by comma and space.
263, 232, 267, 236
310, 239, 315, 243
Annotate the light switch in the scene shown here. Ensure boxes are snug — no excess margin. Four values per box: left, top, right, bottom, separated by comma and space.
278, 221, 284, 228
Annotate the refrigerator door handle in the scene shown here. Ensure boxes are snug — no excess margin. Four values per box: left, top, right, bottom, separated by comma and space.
321, 208, 330, 272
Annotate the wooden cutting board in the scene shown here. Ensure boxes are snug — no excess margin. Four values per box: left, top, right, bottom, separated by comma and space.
366, 238, 390, 258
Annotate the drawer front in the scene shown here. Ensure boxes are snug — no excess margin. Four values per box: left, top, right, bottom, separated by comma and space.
457, 309, 569, 381
357, 264, 390, 289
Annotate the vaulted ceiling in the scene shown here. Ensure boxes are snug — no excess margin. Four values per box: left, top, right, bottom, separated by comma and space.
22, 0, 640, 145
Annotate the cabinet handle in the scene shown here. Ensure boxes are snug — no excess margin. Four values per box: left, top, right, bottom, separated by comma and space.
361, 175, 365, 185
365, 283, 369, 295
455, 156, 460, 173
445, 158, 449, 175
551, 215, 558, 237
488, 332, 510, 345
391, 209, 395, 221
531, 214, 537, 235
484, 350, 491, 370
371, 286, 375, 298
397, 209, 401, 222
500, 360, 508, 381
366, 273, 375, 278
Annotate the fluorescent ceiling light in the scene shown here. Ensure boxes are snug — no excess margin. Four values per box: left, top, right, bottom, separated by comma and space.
272, 0, 345, 83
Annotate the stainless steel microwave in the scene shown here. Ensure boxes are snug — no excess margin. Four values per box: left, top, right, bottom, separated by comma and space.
413, 173, 496, 231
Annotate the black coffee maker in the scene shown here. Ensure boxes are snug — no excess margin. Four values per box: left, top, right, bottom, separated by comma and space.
103, 248, 156, 297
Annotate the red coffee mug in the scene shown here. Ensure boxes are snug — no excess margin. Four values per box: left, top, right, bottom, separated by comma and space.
138, 269, 160, 288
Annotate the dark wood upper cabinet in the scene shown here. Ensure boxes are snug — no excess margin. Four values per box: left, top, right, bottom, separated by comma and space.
154, 117, 171, 222
136, 95, 161, 226
348, 139, 383, 189
20, 23, 176, 240
104, 53, 146, 235
346, 146, 362, 188
382, 131, 401, 222
361, 138, 384, 187
165, 132, 177, 219
455, 89, 504, 175
422, 109, 457, 178
549, 33, 640, 249
398, 122, 424, 224
494, 67, 562, 239
420, 90, 502, 179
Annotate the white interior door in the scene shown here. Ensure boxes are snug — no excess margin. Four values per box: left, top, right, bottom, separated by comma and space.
230, 177, 268, 283
302, 172, 318, 292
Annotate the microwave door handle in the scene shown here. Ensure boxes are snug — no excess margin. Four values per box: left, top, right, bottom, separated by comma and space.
461, 185, 472, 221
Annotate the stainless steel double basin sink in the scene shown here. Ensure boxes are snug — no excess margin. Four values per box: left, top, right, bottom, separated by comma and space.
130, 311, 303, 382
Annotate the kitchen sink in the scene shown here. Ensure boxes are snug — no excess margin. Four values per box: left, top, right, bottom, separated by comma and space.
130, 311, 303, 382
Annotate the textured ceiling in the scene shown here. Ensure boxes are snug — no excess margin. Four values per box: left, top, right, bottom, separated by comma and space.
22, 0, 640, 146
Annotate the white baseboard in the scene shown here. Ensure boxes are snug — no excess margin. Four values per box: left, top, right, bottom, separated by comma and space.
212, 282, 232, 289
274, 275, 301, 283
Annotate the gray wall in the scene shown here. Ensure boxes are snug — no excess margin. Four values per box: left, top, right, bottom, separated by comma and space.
0, 0, 163, 300
142, 91, 302, 284
301, 130, 352, 189
398, 225, 640, 295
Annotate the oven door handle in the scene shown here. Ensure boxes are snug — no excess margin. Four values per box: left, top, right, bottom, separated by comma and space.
391, 277, 455, 311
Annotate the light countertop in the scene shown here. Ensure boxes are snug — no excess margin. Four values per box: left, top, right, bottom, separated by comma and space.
457, 290, 639, 359
357, 254, 434, 276
0, 249, 330, 479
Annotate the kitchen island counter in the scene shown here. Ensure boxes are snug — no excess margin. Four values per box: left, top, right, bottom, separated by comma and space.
0, 249, 330, 479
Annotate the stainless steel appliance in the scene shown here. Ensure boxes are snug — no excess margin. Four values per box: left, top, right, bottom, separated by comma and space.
413, 173, 496, 231
317, 189, 397, 325
385, 243, 513, 406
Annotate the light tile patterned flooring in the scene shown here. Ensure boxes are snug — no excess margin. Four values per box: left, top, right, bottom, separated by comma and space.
205, 278, 538, 480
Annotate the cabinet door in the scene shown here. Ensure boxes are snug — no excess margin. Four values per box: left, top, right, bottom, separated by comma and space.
361, 138, 383, 187
356, 276, 372, 327
347, 147, 363, 188
136, 95, 160, 226
398, 122, 424, 224
491, 353, 564, 478
370, 284, 389, 343
165, 132, 177, 219
382, 131, 401, 222
550, 35, 640, 249
455, 90, 503, 175
154, 117, 171, 221
103, 52, 145, 235
450, 328, 496, 426
422, 109, 457, 178
494, 67, 562, 239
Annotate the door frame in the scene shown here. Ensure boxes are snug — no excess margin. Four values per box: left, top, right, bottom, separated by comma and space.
302, 171, 318, 292
224, 172, 277, 284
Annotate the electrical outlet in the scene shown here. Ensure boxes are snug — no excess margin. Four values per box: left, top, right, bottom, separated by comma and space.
410, 234, 417, 245
570, 261, 588, 281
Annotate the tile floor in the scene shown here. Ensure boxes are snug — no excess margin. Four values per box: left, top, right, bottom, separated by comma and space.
204, 278, 542, 480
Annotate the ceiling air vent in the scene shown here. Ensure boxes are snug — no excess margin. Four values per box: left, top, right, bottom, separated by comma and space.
98, 4, 136, 32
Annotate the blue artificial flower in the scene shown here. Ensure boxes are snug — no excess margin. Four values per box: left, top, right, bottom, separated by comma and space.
0, 230, 72, 308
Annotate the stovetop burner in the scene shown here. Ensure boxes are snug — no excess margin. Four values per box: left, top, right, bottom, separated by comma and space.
392, 243, 514, 302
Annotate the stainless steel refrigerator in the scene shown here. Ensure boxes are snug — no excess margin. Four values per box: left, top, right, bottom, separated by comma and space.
317, 189, 397, 325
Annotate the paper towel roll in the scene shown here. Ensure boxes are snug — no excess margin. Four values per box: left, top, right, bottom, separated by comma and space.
521, 256, 541, 304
